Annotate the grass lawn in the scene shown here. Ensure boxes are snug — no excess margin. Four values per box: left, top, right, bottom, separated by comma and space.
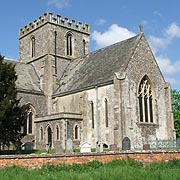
0, 158, 180, 180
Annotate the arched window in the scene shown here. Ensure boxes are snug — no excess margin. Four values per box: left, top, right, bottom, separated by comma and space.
74, 125, 79, 140
40, 127, 43, 141
66, 33, 72, 56
31, 36, 35, 57
83, 39, 86, 55
90, 101, 94, 128
138, 76, 154, 123
105, 98, 108, 127
28, 112, 33, 134
25, 105, 35, 135
56, 125, 60, 140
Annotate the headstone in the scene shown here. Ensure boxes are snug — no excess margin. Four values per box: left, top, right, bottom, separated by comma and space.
24, 142, 33, 151
55, 144, 63, 154
45, 144, 49, 153
66, 138, 73, 153
122, 137, 131, 150
79, 142, 91, 153
110, 144, 117, 151
143, 144, 150, 150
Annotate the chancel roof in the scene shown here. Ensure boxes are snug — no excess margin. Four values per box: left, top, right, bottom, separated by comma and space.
54, 33, 142, 96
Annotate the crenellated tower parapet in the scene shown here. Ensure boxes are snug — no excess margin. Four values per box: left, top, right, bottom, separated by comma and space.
19, 12, 90, 38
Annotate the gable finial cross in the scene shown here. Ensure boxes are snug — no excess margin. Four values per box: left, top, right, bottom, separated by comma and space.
139, 24, 143, 33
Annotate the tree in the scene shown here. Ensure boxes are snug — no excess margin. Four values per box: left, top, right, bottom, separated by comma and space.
0, 55, 26, 149
171, 89, 180, 138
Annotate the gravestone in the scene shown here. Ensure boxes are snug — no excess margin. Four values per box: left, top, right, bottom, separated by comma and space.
79, 142, 91, 153
24, 142, 33, 151
66, 138, 73, 153
122, 137, 131, 150
55, 144, 63, 154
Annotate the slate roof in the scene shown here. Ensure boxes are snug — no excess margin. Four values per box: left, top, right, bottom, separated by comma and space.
5, 60, 42, 93
54, 33, 142, 96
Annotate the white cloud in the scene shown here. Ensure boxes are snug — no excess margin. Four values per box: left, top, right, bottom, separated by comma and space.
156, 55, 180, 76
47, 0, 70, 9
149, 22, 180, 53
165, 22, 180, 38
148, 22, 180, 87
92, 24, 136, 49
95, 19, 106, 26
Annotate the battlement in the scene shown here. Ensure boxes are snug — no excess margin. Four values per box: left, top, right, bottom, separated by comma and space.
19, 12, 90, 38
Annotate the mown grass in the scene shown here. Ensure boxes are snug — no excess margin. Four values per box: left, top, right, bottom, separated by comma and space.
0, 158, 180, 180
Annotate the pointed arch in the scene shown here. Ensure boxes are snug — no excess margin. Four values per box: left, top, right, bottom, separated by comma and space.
31, 35, 36, 57
66, 32, 73, 56
55, 124, 60, 140
25, 104, 36, 134
74, 124, 79, 140
138, 75, 154, 123
105, 98, 108, 127
46, 125, 53, 147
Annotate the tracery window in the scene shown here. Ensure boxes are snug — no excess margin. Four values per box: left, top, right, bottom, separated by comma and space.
138, 76, 154, 123
24, 105, 35, 135
66, 33, 72, 56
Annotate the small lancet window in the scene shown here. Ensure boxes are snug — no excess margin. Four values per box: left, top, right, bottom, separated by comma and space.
83, 39, 86, 55
40, 127, 43, 141
138, 76, 154, 123
56, 125, 60, 140
66, 33, 72, 56
74, 125, 79, 139
90, 101, 94, 128
28, 112, 33, 134
31, 36, 35, 57
105, 98, 108, 127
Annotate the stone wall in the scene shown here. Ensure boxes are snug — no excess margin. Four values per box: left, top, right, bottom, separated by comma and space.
0, 151, 180, 169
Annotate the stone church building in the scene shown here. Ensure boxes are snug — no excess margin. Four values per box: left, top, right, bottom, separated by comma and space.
11, 12, 174, 151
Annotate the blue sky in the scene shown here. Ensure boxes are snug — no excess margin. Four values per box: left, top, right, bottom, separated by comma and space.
0, 0, 180, 90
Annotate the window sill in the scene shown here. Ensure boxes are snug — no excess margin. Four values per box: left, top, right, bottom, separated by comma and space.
137, 122, 158, 126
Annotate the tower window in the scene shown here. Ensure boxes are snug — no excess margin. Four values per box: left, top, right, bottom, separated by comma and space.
138, 76, 154, 123
31, 36, 35, 57
66, 33, 72, 56
83, 39, 86, 55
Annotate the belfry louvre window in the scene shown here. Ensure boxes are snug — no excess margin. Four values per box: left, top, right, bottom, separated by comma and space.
138, 76, 154, 123
31, 36, 35, 57
66, 33, 72, 56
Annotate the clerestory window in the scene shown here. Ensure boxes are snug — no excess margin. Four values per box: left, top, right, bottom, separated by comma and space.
138, 76, 154, 123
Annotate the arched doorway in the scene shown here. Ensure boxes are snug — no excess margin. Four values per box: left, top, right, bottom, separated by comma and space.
47, 126, 52, 147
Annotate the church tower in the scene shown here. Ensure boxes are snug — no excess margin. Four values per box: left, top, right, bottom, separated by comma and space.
19, 12, 90, 114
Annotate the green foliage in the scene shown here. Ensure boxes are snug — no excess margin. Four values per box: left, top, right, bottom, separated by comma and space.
1, 159, 180, 180
172, 89, 180, 137
0, 55, 26, 147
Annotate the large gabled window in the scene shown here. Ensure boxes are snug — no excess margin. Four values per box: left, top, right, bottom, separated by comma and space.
138, 76, 154, 123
